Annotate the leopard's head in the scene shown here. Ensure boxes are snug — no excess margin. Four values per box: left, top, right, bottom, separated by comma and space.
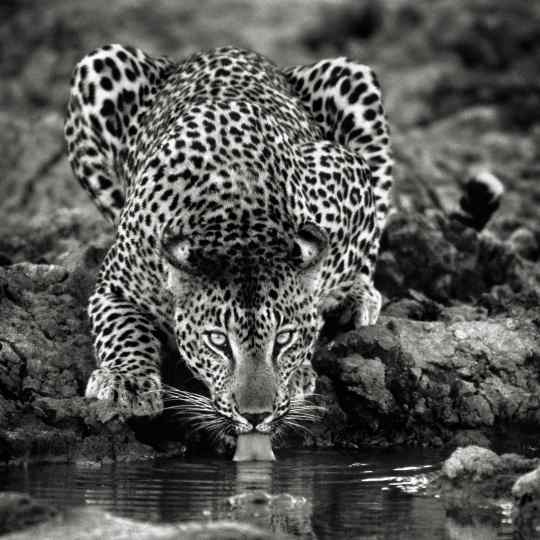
161, 221, 327, 438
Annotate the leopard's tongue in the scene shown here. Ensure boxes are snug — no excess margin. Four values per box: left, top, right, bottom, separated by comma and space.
233, 433, 275, 462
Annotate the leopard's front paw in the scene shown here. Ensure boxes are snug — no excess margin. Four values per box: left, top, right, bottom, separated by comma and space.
85, 367, 163, 417
354, 278, 382, 328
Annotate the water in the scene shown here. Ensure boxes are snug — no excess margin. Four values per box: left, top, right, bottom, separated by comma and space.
1, 449, 514, 539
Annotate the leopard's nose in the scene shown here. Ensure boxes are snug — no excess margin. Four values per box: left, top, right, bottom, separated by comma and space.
243, 412, 271, 427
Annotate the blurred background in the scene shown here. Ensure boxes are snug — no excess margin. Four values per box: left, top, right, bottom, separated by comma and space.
1, 0, 539, 279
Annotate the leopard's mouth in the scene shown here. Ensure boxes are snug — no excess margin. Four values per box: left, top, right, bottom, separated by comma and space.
163, 385, 322, 443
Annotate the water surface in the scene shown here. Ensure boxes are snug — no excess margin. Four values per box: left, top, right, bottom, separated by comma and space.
1, 449, 513, 539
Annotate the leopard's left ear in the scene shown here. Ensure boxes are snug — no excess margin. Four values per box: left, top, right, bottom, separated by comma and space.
292, 222, 328, 270
291, 223, 328, 293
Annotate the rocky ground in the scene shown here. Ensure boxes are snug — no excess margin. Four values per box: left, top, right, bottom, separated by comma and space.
1, 0, 540, 466
0, 491, 279, 539
426, 445, 540, 539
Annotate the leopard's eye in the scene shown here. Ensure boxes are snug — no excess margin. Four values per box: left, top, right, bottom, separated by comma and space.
207, 331, 228, 348
276, 330, 295, 347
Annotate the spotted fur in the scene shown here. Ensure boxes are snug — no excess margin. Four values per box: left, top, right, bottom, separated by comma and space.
65, 45, 393, 435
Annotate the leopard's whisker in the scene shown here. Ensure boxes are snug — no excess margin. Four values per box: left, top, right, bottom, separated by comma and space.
162, 388, 211, 402
289, 416, 319, 423
167, 407, 216, 419
189, 417, 229, 437
281, 419, 313, 436
164, 401, 214, 410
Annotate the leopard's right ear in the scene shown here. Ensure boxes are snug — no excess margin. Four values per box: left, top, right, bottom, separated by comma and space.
160, 225, 196, 274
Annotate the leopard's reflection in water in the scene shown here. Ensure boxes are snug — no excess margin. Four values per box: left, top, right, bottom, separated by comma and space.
227, 461, 316, 539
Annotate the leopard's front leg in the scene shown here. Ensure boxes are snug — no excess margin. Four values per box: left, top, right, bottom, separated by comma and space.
86, 287, 164, 416
320, 272, 382, 330
351, 274, 382, 328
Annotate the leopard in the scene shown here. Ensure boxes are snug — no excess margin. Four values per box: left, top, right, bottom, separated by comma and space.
64, 44, 393, 438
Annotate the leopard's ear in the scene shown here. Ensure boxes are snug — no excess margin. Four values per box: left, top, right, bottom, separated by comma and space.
160, 226, 200, 299
292, 223, 328, 294
291, 222, 328, 270
160, 225, 196, 274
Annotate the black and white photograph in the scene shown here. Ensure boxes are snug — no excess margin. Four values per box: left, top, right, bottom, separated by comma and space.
1, 0, 539, 538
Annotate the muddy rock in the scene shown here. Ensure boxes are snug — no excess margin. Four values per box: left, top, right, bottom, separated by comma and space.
296, 375, 347, 448
301, 0, 383, 52
0, 259, 97, 400
313, 315, 540, 447
0, 112, 99, 222
376, 210, 540, 310
0, 496, 280, 539
427, 445, 540, 539
391, 107, 539, 230
513, 466, 540, 538
0, 492, 58, 535
427, 446, 540, 538
440, 446, 538, 499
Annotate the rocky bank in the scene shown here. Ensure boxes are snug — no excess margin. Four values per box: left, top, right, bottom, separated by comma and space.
0, 492, 279, 539
427, 445, 540, 539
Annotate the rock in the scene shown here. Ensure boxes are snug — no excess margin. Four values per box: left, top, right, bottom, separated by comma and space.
376, 211, 540, 307
448, 429, 491, 449
0, 492, 58, 535
438, 446, 538, 504
313, 315, 540, 446
0, 259, 97, 400
426, 445, 539, 538
298, 375, 347, 448
0, 113, 98, 223
429, 2, 540, 71
423, 1, 540, 129
0, 207, 111, 266
1, 503, 278, 540
443, 446, 503, 481
301, 0, 383, 51
513, 466, 540, 538
508, 227, 539, 261
0, 396, 187, 466
391, 106, 539, 238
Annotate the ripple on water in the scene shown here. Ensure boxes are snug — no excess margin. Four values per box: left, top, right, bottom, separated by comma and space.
0, 449, 515, 540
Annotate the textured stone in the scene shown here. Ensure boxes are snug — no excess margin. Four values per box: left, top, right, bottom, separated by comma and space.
438, 446, 539, 504
0, 492, 58, 535
1, 503, 279, 540
513, 466, 540, 538
419, 444, 540, 538
314, 315, 540, 446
